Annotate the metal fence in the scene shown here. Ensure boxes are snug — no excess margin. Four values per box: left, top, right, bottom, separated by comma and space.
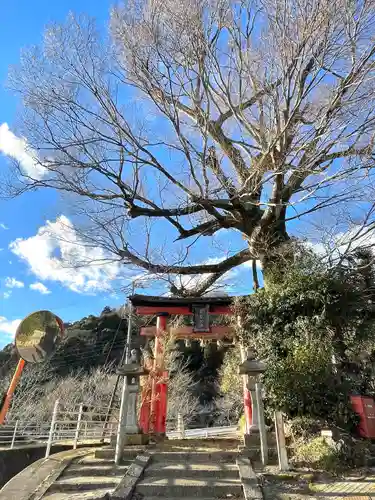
0, 400, 119, 457
45, 400, 119, 457
0, 421, 51, 449
0, 401, 238, 457
167, 424, 238, 440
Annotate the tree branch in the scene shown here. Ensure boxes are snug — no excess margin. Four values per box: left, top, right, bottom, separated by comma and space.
175, 216, 239, 241
118, 247, 252, 275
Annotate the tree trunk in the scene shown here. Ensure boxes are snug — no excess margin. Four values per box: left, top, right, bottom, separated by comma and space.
245, 208, 291, 291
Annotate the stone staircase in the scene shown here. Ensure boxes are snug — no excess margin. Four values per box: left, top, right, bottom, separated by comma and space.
132, 449, 245, 499
42, 454, 132, 500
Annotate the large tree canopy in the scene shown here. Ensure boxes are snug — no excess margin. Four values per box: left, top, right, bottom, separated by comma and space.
6, 0, 375, 294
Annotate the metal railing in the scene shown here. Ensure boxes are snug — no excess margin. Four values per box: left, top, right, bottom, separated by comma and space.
0, 403, 238, 456
0, 400, 119, 457
166, 412, 238, 439
167, 423, 238, 440
45, 400, 119, 457
0, 421, 51, 449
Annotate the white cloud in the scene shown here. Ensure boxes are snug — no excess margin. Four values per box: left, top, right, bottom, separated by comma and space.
0, 223, 8, 230
0, 316, 21, 338
5, 277, 24, 289
30, 282, 51, 295
3, 291, 11, 299
10, 215, 121, 294
0, 123, 46, 180
172, 256, 234, 295
307, 224, 375, 264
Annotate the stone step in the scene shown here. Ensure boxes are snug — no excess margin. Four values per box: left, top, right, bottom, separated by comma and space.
149, 451, 238, 462
78, 457, 131, 467
61, 464, 126, 478
110, 433, 149, 446
43, 490, 110, 500
147, 461, 239, 472
94, 447, 141, 460
47, 476, 120, 493
136, 477, 243, 497
141, 497, 244, 500
145, 462, 239, 479
80, 458, 133, 468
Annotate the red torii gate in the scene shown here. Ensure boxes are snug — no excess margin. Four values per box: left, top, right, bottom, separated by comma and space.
129, 295, 252, 435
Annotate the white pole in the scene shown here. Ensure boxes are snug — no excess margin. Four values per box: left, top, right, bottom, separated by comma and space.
46, 400, 59, 458
255, 383, 268, 466
274, 411, 289, 471
73, 403, 84, 450
10, 420, 18, 449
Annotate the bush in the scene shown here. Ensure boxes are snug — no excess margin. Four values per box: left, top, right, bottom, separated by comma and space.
233, 254, 375, 433
293, 437, 341, 470
286, 416, 323, 441
294, 434, 373, 470
263, 339, 359, 432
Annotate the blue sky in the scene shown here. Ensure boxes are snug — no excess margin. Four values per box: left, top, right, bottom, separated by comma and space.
0, 0, 124, 346
0, 0, 259, 347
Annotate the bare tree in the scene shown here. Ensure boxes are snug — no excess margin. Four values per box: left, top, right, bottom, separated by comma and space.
5, 364, 117, 424
6, 0, 375, 294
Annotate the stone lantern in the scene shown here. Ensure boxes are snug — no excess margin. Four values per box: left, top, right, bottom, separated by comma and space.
239, 350, 266, 435
116, 348, 149, 445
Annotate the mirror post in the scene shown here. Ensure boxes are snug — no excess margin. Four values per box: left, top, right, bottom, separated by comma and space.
0, 310, 64, 426
0, 359, 26, 424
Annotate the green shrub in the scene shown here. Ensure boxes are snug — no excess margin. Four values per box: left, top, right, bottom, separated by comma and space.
294, 434, 373, 470
293, 437, 341, 470
286, 416, 322, 440
263, 340, 359, 432
233, 254, 375, 433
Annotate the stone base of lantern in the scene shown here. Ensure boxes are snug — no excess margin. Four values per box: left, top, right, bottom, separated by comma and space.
243, 431, 277, 449
111, 432, 149, 446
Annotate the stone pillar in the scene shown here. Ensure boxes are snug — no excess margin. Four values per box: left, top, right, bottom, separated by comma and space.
115, 352, 148, 459
239, 352, 266, 449
125, 375, 140, 434
125, 349, 141, 434
247, 375, 259, 432
256, 382, 268, 465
